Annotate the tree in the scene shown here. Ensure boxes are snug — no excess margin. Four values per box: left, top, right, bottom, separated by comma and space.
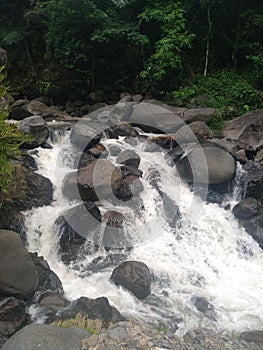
139, 0, 195, 92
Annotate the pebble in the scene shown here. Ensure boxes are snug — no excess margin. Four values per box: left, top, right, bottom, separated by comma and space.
79, 319, 263, 350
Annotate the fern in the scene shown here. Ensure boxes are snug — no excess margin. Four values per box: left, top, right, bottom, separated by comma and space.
0, 66, 32, 191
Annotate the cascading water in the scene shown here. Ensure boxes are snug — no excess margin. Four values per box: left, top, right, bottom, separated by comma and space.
24, 124, 263, 334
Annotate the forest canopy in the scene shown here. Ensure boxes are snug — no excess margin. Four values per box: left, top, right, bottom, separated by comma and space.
0, 0, 262, 113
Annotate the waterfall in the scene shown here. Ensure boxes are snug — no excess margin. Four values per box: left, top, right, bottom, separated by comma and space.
24, 127, 263, 334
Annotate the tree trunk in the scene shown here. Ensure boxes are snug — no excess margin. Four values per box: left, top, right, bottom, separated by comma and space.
204, 7, 212, 77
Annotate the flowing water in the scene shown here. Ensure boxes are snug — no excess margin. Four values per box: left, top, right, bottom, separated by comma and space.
24, 126, 263, 334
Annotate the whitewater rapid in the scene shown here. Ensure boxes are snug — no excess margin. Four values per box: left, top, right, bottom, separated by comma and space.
24, 127, 263, 334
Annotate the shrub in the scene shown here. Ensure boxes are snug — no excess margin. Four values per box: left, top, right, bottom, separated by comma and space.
165, 70, 263, 123
0, 67, 32, 191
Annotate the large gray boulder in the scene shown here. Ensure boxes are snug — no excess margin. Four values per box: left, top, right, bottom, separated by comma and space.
130, 102, 184, 133
1, 324, 89, 350
70, 120, 103, 150
10, 100, 70, 121
182, 108, 217, 124
63, 159, 123, 201
17, 115, 49, 148
0, 230, 39, 298
223, 109, 263, 151
176, 146, 236, 185
111, 261, 151, 299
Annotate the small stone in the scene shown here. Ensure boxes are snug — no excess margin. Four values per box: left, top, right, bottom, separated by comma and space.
108, 327, 128, 341
86, 334, 98, 346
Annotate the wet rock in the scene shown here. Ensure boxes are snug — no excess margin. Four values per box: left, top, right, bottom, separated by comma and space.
241, 330, 263, 343
109, 145, 122, 156
103, 211, 131, 250
76, 152, 94, 169
124, 137, 137, 147
30, 253, 63, 295
1, 323, 89, 350
0, 230, 39, 299
117, 150, 140, 168
193, 296, 214, 314
70, 120, 103, 150
18, 115, 49, 148
38, 291, 68, 310
63, 159, 123, 202
57, 296, 123, 325
0, 297, 27, 336
232, 198, 259, 219
147, 135, 177, 150
115, 176, 144, 201
106, 122, 139, 139
0, 164, 53, 237
120, 165, 143, 178
177, 146, 236, 185
242, 161, 263, 201
56, 202, 101, 262
111, 261, 151, 299
87, 143, 108, 159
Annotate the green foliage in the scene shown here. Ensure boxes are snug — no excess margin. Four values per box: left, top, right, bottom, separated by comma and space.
0, 67, 31, 191
165, 70, 263, 122
139, 0, 194, 91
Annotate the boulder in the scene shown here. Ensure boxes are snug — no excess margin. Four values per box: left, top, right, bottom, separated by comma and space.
63, 159, 122, 202
38, 291, 68, 310
176, 146, 236, 185
147, 135, 177, 150
0, 230, 39, 298
18, 115, 49, 148
242, 161, 263, 201
70, 120, 103, 150
111, 261, 151, 299
30, 253, 64, 294
223, 109, 263, 151
130, 102, 184, 133
188, 121, 211, 139
56, 202, 101, 262
116, 150, 140, 168
182, 108, 217, 124
132, 94, 143, 103
57, 296, 123, 325
232, 198, 259, 219
87, 143, 108, 159
0, 297, 27, 336
103, 211, 131, 249
1, 323, 89, 350
241, 330, 263, 343
109, 145, 122, 156
105, 122, 139, 139
115, 176, 144, 201
0, 165, 53, 237
10, 100, 69, 121
143, 99, 187, 119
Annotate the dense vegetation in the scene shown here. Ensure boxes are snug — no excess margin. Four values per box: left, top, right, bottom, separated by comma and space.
0, 0, 262, 118
0, 67, 31, 192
